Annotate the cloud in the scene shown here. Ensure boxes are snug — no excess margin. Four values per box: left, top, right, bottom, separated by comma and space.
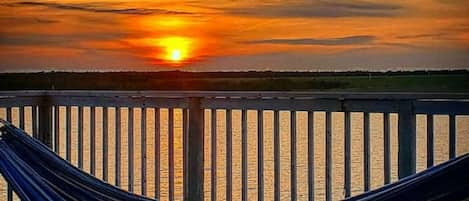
0, 16, 59, 24
9, 1, 193, 15
221, 0, 402, 18
189, 47, 469, 71
397, 33, 448, 39
0, 33, 125, 47
244, 35, 376, 46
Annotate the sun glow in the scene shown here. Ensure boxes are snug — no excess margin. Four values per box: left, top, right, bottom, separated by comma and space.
171, 49, 181, 61
159, 36, 192, 63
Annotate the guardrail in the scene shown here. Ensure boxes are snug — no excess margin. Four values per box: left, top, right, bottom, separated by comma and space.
0, 90, 468, 201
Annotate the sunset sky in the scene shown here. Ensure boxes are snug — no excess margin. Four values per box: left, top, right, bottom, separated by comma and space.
1, 0, 469, 71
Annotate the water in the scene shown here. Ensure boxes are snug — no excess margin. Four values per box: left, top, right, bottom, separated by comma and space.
1, 107, 468, 201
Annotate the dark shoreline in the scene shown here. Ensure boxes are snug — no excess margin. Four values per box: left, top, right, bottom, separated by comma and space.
1, 70, 468, 91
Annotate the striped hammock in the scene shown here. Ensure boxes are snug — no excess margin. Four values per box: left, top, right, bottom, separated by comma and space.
0, 119, 155, 201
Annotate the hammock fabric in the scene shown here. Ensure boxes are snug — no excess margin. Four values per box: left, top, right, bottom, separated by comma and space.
344, 152, 469, 201
0, 120, 156, 201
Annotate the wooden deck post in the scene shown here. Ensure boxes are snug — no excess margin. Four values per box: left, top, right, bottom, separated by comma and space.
398, 100, 416, 179
186, 98, 204, 201
38, 96, 53, 148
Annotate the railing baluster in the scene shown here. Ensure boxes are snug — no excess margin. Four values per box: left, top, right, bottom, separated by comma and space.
364, 112, 370, 192
183, 109, 188, 200
398, 101, 416, 179
226, 109, 232, 201
90, 107, 96, 176
141, 107, 147, 195
308, 111, 314, 201
242, 109, 248, 201
39, 97, 53, 147
155, 108, 160, 199
427, 114, 434, 168
115, 107, 121, 187
258, 110, 264, 201
274, 110, 280, 201
449, 114, 456, 158
384, 113, 391, 184
6, 107, 13, 201
344, 112, 351, 197
187, 98, 204, 201
168, 108, 174, 201
32, 105, 38, 139
78, 106, 84, 169
325, 112, 332, 201
66, 106, 71, 162
19, 106, 25, 130
128, 107, 134, 192
291, 111, 297, 201
6, 107, 11, 124
54, 106, 59, 153
211, 109, 217, 201
102, 107, 108, 180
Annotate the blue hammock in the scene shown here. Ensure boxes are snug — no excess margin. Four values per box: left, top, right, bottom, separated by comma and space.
344, 152, 469, 200
1, 119, 468, 201
0, 120, 156, 201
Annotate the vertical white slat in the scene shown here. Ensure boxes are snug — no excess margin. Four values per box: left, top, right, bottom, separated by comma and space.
363, 112, 370, 192
344, 112, 351, 197
6, 107, 13, 201
274, 110, 280, 201
128, 107, 134, 192
32, 105, 38, 139
211, 109, 217, 201
53, 106, 59, 153
449, 114, 456, 158
102, 107, 108, 180
384, 113, 391, 184
154, 108, 161, 199
183, 108, 188, 200
427, 114, 434, 168
187, 98, 204, 201
226, 109, 232, 201
78, 106, 84, 169
90, 106, 96, 176
241, 109, 248, 201
19, 106, 25, 130
168, 108, 174, 201
325, 112, 332, 201
291, 111, 297, 201
141, 107, 147, 195
258, 110, 264, 201
6, 107, 11, 125
66, 106, 72, 162
398, 101, 416, 179
308, 111, 314, 201
115, 107, 121, 187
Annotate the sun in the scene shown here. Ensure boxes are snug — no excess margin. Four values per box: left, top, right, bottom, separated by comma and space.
132, 36, 196, 65
159, 37, 192, 63
170, 49, 182, 61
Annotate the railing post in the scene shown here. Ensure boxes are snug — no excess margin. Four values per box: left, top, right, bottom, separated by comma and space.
38, 96, 53, 148
186, 97, 204, 201
398, 100, 416, 179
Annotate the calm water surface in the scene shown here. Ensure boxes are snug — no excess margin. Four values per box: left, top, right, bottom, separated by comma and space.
1, 107, 468, 201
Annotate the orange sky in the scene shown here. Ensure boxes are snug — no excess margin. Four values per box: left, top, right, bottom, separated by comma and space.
1, 0, 468, 71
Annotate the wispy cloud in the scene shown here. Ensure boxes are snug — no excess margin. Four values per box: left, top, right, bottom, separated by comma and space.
244, 35, 376, 46
0, 16, 59, 24
0, 32, 125, 46
220, 0, 402, 18
397, 33, 448, 39
8, 1, 193, 15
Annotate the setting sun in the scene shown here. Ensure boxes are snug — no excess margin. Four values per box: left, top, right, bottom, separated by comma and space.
171, 49, 182, 61
159, 37, 192, 64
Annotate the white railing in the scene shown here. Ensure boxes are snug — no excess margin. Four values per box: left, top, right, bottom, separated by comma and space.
0, 90, 468, 201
